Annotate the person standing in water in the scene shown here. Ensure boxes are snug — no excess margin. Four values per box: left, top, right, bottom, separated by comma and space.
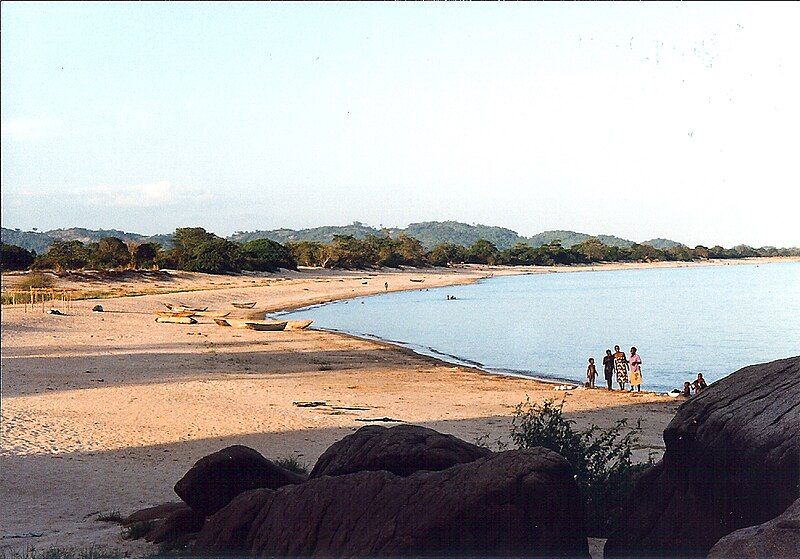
613, 345, 629, 391
628, 347, 643, 392
602, 349, 614, 390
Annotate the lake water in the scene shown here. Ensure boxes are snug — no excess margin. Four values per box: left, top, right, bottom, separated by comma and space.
278, 262, 800, 393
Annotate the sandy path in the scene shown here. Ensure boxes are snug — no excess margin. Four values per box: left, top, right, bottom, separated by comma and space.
0, 264, 737, 554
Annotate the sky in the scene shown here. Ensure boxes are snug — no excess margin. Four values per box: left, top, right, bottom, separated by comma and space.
2, 2, 799, 247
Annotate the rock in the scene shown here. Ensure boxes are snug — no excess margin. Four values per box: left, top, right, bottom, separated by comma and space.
195, 489, 274, 556
145, 506, 207, 544
92, 305, 104, 312
196, 448, 590, 558
123, 501, 189, 525
310, 424, 492, 478
707, 498, 800, 559
605, 356, 800, 558
174, 445, 307, 516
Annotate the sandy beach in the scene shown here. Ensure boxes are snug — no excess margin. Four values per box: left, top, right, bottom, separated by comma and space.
2, 258, 795, 555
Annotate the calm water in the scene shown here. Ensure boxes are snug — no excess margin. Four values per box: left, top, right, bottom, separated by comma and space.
279, 263, 800, 392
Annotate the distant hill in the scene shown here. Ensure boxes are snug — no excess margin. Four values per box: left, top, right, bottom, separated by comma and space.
642, 238, 686, 249
523, 231, 634, 248
229, 222, 389, 244
402, 221, 521, 249
1, 227, 171, 253
0, 222, 695, 254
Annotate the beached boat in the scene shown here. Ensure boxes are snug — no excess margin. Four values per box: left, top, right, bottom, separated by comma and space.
156, 316, 197, 324
156, 310, 195, 318
164, 303, 207, 312
409, 278, 425, 283
194, 311, 230, 318
285, 319, 314, 330
242, 320, 287, 331
231, 301, 257, 309
213, 318, 232, 327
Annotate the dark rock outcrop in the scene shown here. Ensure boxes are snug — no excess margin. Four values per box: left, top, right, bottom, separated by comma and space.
309, 424, 492, 478
605, 356, 800, 558
707, 497, 800, 559
145, 506, 207, 544
123, 501, 188, 525
197, 448, 590, 558
174, 445, 307, 515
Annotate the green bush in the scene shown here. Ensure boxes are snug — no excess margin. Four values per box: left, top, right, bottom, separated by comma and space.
510, 398, 653, 537
241, 238, 297, 271
16, 272, 56, 289
1, 243, 35, 270
274, 456, 309, 474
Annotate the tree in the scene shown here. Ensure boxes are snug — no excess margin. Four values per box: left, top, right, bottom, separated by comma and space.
132, 242, 161, 269
286, 241, 327, 267
90, 237, 131, 269
396, 234, 426, 266
35, 240, 91, 271
241, 239, 297, 271
426, 243, 467, 267
466, 239, 500, 264
165, 228, 242, 273
573, 238, 608, 262
1, 243, 35, 271
324, 235, 377, 269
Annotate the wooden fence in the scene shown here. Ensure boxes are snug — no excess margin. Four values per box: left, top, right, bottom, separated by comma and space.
1, 288, 76, 313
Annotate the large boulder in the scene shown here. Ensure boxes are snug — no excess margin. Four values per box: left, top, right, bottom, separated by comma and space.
310, 424, 492, 478
174, 445, 307, 515
196, 448, 590, 558
605, 356, 800, 558
707, 497, 800, 559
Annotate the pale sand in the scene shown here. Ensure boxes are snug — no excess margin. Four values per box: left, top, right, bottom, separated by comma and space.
2, 259, 793, 554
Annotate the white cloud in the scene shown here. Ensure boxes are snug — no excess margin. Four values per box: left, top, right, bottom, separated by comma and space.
77, 180, 213, 208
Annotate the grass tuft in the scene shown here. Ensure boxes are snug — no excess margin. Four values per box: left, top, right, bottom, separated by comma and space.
274, 456, 309, 474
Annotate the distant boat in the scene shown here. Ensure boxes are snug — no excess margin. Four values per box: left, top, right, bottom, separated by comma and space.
242, 320, 287, 331
156, 316, 197, 324
285, 319, 314, 330
195, 311, 230, 318
164, 303, 207, 312
410, 278, 425, 283
156, 310, 195, 318
213, 318, 232, 327
231, 301, 257, 309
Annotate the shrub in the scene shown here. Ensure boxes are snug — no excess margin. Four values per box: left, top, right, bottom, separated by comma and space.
1, 243, 35, 271
510, 398, 653, 537
274, 456, 309, 474
89, 237, 131, 269
131, 242, 161, 269
16, 272, 56, 289
33, 240, 91, 271
121, 520, 154, 540
241, 238, 297, 271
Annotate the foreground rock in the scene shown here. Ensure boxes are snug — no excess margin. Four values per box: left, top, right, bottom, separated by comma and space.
707, 497, 800, 559
174, 445, 307, 515
197, 448, 590, 558
605, 356, 800, 558
310, 424, 492, 478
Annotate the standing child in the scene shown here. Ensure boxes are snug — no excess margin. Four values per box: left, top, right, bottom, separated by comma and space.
587, 358, 597, 388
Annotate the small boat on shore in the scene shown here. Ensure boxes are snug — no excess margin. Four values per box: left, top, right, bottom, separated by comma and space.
285, 319, 314, 330
231, 301, 257, 309
242, 320, 287, 331
409, 278, 425, 283
156, 310, 195, 318
213, 318, 232, 327
156, 316, 197, 324
164, 303, 207, 312
195, 311, 230, 318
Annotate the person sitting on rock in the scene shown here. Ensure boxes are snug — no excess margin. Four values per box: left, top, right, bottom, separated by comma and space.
682, 381, 692, 397
691, 373, 708, 393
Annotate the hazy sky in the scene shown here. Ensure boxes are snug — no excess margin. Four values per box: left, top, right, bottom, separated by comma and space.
2, 2, 799, 247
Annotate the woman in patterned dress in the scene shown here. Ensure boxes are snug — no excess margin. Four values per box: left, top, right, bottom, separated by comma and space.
613, 345, 629, 390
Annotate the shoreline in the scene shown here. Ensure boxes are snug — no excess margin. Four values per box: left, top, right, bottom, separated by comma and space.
2, 259, 789, 554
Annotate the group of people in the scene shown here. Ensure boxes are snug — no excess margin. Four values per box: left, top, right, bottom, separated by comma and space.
585, 346, 710, 397
586, 345, 643, 391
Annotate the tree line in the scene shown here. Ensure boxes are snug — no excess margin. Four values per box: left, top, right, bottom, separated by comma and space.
1, 227, 798, 273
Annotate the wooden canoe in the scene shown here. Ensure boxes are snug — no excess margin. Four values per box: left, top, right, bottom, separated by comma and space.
409, 278, 425, 283
242, 321, 287, 331
213, 318, 232, 327
195, 311, 230, 318
285, 319, 314, 330
165, 303, 207, 312
231, 301, 257, 309
156, 310, 195, 318
156, 316, 197, 324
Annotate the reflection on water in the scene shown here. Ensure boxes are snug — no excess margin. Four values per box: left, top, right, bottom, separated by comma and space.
280, 262, 800, 393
